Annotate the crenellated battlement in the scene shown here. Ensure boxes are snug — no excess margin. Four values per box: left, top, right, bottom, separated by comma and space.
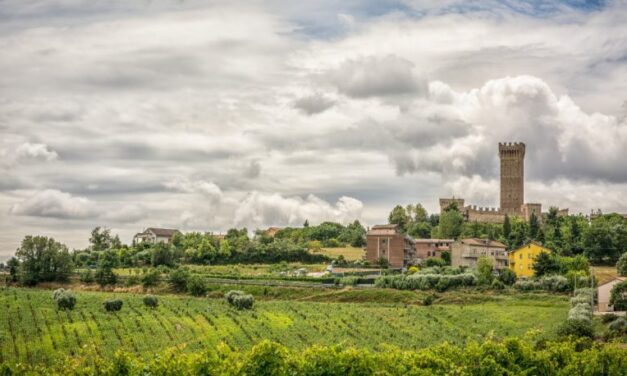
498, 142, 526, 158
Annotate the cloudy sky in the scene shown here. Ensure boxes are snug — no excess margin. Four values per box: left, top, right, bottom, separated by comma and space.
1, 0, 627, 258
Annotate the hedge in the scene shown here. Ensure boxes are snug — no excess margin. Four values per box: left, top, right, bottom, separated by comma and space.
3, 337, 626, 375
375, 273, 477, 291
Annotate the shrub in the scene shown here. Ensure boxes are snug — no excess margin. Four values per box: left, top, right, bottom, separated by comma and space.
103, 299, 123, 312
374, 273, 477, 291
143, 295, 159, 308
557, 319, 594, 338
168, 267, 190, 292
425, 258, 447, 267
617, 252, 627, 276
608, 317, 627, 336
601, 313, 620, 324
498, 268, 516, 286
610, 280, 627, 311
339, 276, 360, 286
141, 269, 160, 288
225, 290, 254, 310
491, 279, 505, 290
52, 288, 76, 310
422, 294, 435, 306
125, 275, 140, 287
79, 270, 94, 284
407, 266, 419, 275
187, 275, 207, 296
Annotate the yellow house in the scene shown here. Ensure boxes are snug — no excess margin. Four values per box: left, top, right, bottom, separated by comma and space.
508, 242, 552, 278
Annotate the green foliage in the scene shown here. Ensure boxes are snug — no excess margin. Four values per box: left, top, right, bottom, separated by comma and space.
584, 213, 627, 264
103, 299, 123, 312
608, 317, 627, 337
52, 288, 76, 310
95, 251, 118, 286
339, 276, 360, 286
476, 257, 494, 285
422, 294, 435, 306
424, 258, 447, 267
388, 205, 409, 232
513, 275, 570, 292
491, 279, 505, 290
617, 252, 627, 276
375, 273, 477, 291
609, 280, 627, 311
225, 290, 254, 310
151, 242, 174, 267
440, 250, 451, 265
142, 295, 159, 308
437, 208, 463, 239
498, 268, 517, 286
4, 336, 627, 375
141, 269, 161, 287
557, 318, 594, 338
532, 252, 560, 277
167, 267, 190, 291
186, 275, 207, 296
79, 269, 95, 284
89, 226, 113, 252
14, 235, 73, 285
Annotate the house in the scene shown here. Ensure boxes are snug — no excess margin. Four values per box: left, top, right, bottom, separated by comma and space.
451, 238, 508, 269
133, 228, 181, 245
364, 224, 415, 268
597, 277, 626, 312
508, 242, 551, 278
414, 239, 454, 261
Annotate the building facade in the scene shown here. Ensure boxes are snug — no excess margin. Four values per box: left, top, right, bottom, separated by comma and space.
451, 238, 508, 269
508, 242, 551, 278
365, 224, 415, 268
133, 228, 181, 245
414, 239, 454, 261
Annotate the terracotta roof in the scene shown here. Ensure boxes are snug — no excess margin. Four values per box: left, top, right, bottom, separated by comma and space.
414, 238, 454, 243
460, 238, 507, 248
145, 228, 180, 237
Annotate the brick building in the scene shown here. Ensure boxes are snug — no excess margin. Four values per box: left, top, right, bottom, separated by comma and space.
414, 239, 454, 261
364, 224, 415, 268
451, 238, 508, 269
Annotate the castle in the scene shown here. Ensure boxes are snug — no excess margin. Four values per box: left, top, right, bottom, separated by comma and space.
439, 142, 568, 224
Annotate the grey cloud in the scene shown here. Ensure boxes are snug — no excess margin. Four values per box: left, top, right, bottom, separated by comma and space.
294, 93, 335, 115
326, 55, 426, 98
243, 160, 262, 179
9, 189, 97, 219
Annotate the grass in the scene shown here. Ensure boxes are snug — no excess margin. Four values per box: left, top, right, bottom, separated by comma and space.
312, 246, 364, 261
0, 287, 569, 367
592, 266, 618, 285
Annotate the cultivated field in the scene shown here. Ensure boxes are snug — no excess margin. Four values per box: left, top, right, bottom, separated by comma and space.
313, 246, 365, 261
0, 287, 568, 367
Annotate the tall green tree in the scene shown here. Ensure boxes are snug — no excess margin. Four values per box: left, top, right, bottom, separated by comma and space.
503, 215, 511, 239
388, 205, 409, 232
532, 252, 560, 277
583, 214, 627, 264
528, 213, 539, 240
438, 208, 464, 239
90, 227, 112, 252
95, 250, 118, 286
14, 236, 73, 285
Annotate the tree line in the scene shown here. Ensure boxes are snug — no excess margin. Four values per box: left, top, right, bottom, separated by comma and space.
387, 202, 627, 264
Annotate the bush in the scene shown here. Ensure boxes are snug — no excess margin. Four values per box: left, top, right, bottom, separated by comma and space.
498, 268, 517, 286
124, 275, 140, 287
491, 279, 505, 290
143, 295, 159, 308
141, 269, 160, 288
225, 290, 254, 310
608, 317, 627, 336
103, 299, 123, 312
513, 275, 570, 292
407, 266, 419, 275
339, 276, 360, 286
168, 267, 190, 292
375, 273, 476, 291
422, 294, 435, 306
601, 313, 620, 324
52, 288, 76, 310
557, 319, 594, 338
617, 252, 627, 276
79, 270, 94, 284
425, 258, 447, 267
610, 280, 627, 311
187, 275, 207, 296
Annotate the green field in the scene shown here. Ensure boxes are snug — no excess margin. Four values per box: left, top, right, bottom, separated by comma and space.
0, 287, 569, 367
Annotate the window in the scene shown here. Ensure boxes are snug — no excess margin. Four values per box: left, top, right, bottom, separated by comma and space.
381, 239, 386, 244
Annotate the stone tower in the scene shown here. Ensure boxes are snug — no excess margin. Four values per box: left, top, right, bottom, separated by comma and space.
499, 142, 525, 212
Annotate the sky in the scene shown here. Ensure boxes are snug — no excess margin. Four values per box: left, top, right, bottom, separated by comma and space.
1, 0, 627, 258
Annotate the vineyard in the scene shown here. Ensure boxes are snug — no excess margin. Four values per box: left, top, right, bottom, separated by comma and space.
0, 287, 569, 367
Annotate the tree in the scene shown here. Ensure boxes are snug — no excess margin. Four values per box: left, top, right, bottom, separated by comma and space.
617, 252, 627, 277
388, 205, 409, 232
7, 257, 19, 282
528, 213, 539, 239
610, 280, 627, 311
151, 243, 174, 267
414, 204, 428, 223
303, 219, 309, 227
15, 236, 73, 285
168, 267, 190, 291
476, 257, 494, 285
583, 214, 627, 264
407, 222, 432, 238
498, 268, 517, 285
503, 215, 511, 240
438, 209, 463, 239
90, 227, 112, 252
95, 250, 118, 286
532, 252, 560, 277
